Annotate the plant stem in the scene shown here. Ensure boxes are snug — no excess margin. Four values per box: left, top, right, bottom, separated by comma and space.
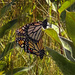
57, 0, 63, 54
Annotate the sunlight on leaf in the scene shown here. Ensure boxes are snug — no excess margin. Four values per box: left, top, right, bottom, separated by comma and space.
60, 36, 75, 60
60, 36, 75, 62
52, 24, 59, 34
60, 37, 72, 52
64, 49, 75, 62
44, 28, 61, 44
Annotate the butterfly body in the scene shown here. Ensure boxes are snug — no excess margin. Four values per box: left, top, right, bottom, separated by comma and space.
16, 19, 47, 59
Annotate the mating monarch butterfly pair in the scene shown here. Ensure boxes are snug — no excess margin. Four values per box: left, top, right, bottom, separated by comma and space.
16, 19, 48, 59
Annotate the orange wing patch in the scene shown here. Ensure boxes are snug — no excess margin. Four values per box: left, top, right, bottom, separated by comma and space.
19, 28, 24, 33
18, 40, 24, 46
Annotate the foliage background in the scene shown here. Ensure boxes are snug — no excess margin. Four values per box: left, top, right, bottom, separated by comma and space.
0, 0, 75, 75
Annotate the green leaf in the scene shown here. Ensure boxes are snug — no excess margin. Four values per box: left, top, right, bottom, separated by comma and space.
44, 28, 61, 44
60, 36, 75, 60
66, 11, 75, 47
46, 47, 75, 75
33, 4, 36, 10
52, 24, 59, 34
60, 10, 66, 21
0, 19, 17, 38
58, 0, 75, 14
0, 0, 16, 18
0, 41, 16, 60
64, 49, 75, 62
0, 61, 7, 71
67, 3, 75, 11
5, 65, 34, 75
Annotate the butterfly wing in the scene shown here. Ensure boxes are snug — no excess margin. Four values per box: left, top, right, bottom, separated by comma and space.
28, 39, 45, 59
28, 22, 43, 43
16, 25, 28, 36
16, 37, 25, 48
16, 37, 45, 59
16, 19, 47, 43
16, 23, 42, 43
28, 19, 48, 42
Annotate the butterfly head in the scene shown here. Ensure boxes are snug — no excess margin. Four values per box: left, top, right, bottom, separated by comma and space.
42, 19, 48, 29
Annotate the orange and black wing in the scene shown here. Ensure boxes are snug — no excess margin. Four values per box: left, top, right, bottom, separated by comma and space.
16, 37, 45, 59
16, 25, 28, 37
16, 19, 48, 43
16, 37, 25, 48
28, 19, 48, 42
28, 22, 43, 43
16, 22, 42, 43
27, 39, 45, 59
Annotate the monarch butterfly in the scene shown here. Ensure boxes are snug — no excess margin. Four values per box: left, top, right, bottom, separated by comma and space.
16, 19, 48, 43
16, 37, 45, 59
